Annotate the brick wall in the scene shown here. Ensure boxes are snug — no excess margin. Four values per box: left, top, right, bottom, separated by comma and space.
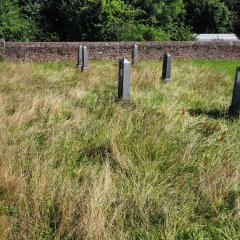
1, 41, 240, 62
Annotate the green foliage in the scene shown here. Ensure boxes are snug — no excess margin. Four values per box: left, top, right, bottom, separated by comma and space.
184, 0, 234, 33
230, 1, 240, 38
0, 0, 36, 41
121, 24, 171, 41
19, 0, 60, 41
168, 23, 196, 41
97, 0, 138, 40
9, 0, 193, 41
124, 0, 193, 41
1, 0, 240, 41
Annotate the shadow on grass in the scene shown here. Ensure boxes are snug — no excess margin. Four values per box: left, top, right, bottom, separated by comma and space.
188, 108, 230, 120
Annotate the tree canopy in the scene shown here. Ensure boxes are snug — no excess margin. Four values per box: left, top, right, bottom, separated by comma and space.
0, 0, 239, 41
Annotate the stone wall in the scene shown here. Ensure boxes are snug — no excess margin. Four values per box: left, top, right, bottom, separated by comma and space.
1, 41, 240, 62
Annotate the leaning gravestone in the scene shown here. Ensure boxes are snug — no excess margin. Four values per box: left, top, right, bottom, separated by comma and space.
81, 46, 89, 72
229, 67, 240, 116
118, 58, 131, 101
131, 44, 138, 65
162, 53, 172, 82
77, 45, 83, 69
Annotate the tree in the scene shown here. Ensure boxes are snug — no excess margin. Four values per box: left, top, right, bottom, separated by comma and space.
0, 0, 36, 41
125, 0, 194, 40
184, 0, 234, 33
10, 0, 195, 41
16, 0, 194, 41
2, 0, 221, 41
19, 0, 137, 41
221, 0, 240, 37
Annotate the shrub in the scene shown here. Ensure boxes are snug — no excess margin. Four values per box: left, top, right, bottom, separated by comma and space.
109, 23, 171, 41
168, 24, 196, 41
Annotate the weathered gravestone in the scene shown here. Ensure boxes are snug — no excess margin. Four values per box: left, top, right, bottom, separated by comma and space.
77, 45, 83, 69
132, 44, 138, 65
162, 53, 172, 82
0, 39, 5, 61
81, 46, 89, 72
229, 67, 240, 116
118, 58, 131, 101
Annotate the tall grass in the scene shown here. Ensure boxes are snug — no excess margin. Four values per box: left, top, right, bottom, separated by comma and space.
0, 60, 240, 239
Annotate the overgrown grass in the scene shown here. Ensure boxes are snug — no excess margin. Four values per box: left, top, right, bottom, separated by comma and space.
0, 60, 240, 239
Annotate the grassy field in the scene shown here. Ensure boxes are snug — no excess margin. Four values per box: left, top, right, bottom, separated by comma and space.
0, 60, 240, 239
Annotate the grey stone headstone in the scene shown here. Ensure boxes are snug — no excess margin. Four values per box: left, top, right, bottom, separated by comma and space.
0, 39, 5, 61
118, 58, 131, 101
81, 46, 89, 72
229, 67, 240, 116
162, 53, 172, 82
77, 45, 83, 68
132, 44, 138, 65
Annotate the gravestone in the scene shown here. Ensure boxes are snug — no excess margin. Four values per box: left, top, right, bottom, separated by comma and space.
0, 39, 5, 61
132, 44, 138, 65
162, 53, 172, 82
229, 67, 240, 116
81, 46, 89, 72
77, 45, 83, 69
118, 58, 131, 101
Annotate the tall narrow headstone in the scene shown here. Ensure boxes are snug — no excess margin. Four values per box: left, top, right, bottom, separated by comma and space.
132, 44, 138, 65
0, 39, 5, 61
81, 46, 89, 72
229, 67, 240, 116
118, 58, 131, 101
162, 53, 172, 82
77, 45, 83, 69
